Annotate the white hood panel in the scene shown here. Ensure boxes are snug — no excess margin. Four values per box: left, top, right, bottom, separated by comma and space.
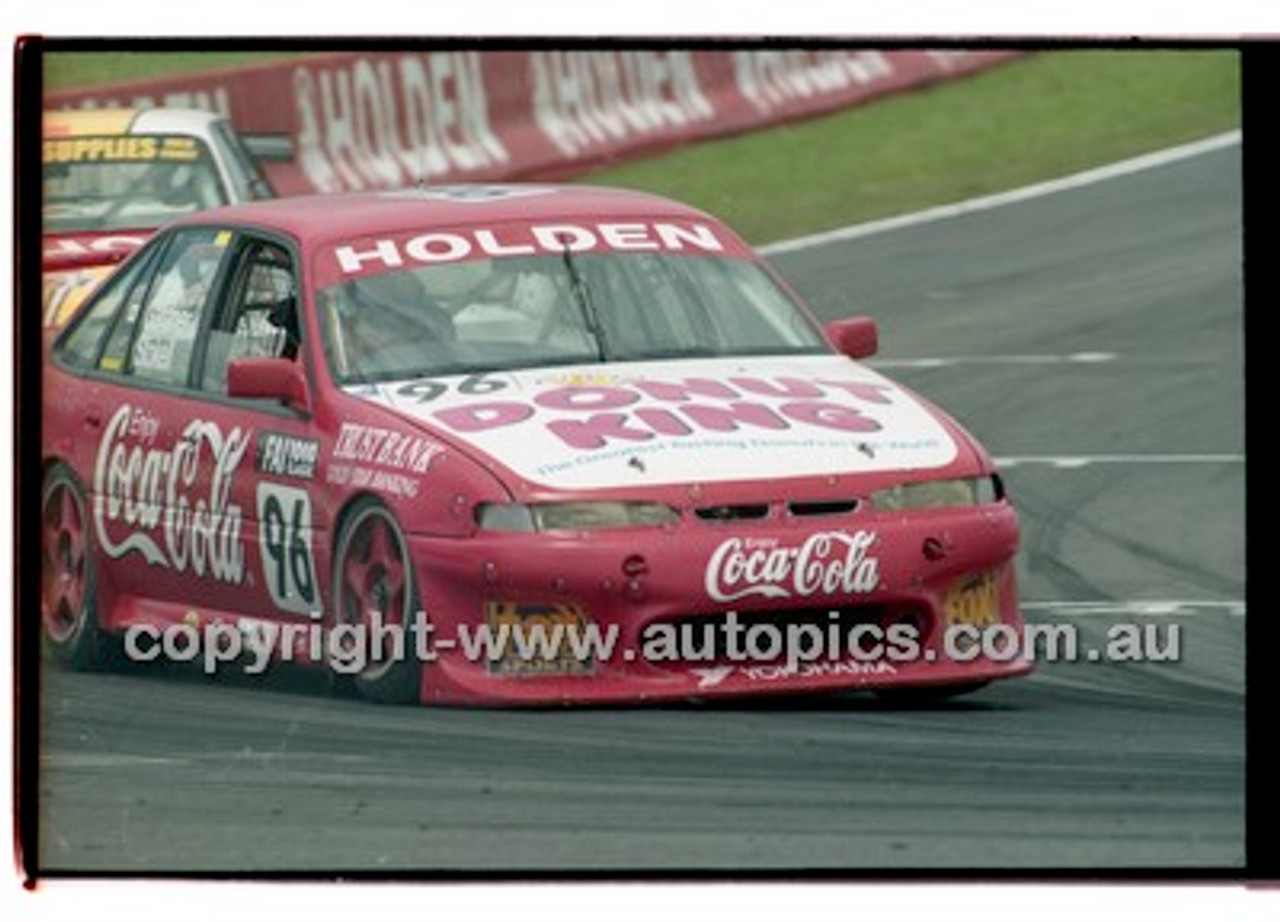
346, 355, 960, 490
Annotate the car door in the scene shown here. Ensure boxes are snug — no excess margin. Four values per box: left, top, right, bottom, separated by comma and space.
65, 225, 252, 619
61, 225, 327, 635
193, 234, 328, 633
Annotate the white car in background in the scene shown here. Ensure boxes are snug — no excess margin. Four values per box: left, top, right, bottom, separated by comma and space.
42, 107, 278, 328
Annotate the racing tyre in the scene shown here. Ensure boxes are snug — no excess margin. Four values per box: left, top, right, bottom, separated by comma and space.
331, 497, 422, 704
41, 464, 118, 670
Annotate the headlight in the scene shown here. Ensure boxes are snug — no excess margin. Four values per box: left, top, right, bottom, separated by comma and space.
869, 475, 1002, 511
476, 502, 680, 532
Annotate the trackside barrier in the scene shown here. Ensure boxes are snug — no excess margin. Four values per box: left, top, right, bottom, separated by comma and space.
46, 49, 1021, 196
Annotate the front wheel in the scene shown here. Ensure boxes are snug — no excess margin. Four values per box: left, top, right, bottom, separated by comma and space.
41, 464, 117, 669
330, 498, 422, 704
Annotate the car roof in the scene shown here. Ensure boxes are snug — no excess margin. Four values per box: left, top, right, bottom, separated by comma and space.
43, 107, 224, 138
169, 185, 728, 249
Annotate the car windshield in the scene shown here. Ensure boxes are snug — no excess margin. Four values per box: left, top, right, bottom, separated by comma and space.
43, 134, 227, 233
318, 252, 830, 384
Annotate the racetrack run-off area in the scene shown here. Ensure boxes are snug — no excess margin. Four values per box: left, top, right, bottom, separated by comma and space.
36, 138, 1244, 872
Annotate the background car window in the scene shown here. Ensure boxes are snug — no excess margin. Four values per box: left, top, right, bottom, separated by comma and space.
211, 120, 275, 201
43, 136, 227, 233
200, 240, 299, 394
123, 228, 233, 387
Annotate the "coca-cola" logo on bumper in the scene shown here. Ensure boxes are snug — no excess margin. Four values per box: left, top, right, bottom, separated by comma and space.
704, 531, 880, 603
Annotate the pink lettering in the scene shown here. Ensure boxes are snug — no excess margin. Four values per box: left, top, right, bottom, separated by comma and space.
633, 408, 693, 436
681, 402, 789, 432
434, 402, 535, 432
781, 401, 881, 432
535, 386, 640, 412
546, 414, 654, 450
632, 378, 740, 402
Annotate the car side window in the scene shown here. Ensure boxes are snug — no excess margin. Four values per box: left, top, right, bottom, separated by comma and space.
97, 267, 154, 374
200, 239, 299, 394
56, 248, 156, 370
122, 228, 233, 387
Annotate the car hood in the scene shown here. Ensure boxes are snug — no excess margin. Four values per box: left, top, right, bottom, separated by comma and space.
343, 354, 973, 492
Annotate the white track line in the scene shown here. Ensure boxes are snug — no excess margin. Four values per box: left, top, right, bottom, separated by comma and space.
996, 454, 1244, 468
40, 754, 187, 768
761, 130, 1241, 255
870, 351, 1118, 369
1021, 600, 1245, 617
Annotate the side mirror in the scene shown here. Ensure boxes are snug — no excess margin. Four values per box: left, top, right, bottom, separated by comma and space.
825, 316, 879, 360
227, 357, 310, 412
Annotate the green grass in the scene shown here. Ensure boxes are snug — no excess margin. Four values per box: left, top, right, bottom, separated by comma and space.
43, 49, 1240, 244
43, 51, 304, 89
584, 50, 1240, 243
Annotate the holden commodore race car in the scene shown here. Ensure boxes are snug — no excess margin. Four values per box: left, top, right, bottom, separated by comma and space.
42, 107, 276, 329
40, 184, 1031, 705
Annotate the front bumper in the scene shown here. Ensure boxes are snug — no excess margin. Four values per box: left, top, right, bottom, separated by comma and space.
406, 501, 1030, 704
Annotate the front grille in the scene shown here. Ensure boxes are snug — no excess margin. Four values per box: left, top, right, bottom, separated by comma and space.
693, 498, 863, 522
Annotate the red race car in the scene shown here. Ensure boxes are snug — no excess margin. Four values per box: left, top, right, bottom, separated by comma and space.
41, 184, 1031, 705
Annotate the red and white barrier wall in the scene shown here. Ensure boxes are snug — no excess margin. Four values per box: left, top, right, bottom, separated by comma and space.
46, 49, 1020, 196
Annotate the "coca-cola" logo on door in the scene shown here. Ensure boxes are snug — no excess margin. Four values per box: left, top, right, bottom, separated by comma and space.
92, 404, 250, 584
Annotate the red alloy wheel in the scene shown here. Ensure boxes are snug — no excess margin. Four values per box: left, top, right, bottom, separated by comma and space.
332, 499, 420, 701
41, 471, 90, 646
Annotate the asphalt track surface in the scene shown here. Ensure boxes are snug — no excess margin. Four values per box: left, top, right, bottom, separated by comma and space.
34, 142, 1245, 874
